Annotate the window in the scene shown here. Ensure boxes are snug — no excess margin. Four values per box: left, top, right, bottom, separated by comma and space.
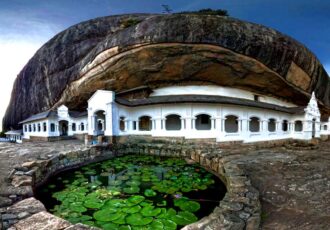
294, 120, 303, 132
139, 116, 152, 131
81, 123, 85, 131
50, 123, 55, 132
225, 115, 239, 133
254, 95, 259, 102
195, 114, 211, 130
282, 120, 288, 132
43, 122, 47, 132
24, 125, 27, 132
37, 123, 41, 132
119, 117, 125, 131
33, 124, 36, 132
268, 119, 276, 132
72, 123, 76, 131
165, 115, 181, 131
249, 117, 260, 132
324, 125, 328, 131
133, 121, 137, 130
29, 125, 32, 132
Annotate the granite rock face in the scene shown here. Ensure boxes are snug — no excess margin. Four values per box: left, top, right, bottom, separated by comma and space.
3, 14, 330, 130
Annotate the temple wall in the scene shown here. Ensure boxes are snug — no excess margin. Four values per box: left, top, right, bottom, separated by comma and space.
150, 85, 297, 108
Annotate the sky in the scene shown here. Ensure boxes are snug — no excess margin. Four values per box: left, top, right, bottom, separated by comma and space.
0, 0, 330, 131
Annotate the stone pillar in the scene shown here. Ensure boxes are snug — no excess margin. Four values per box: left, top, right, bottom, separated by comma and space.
85, 134, 93, 145
97, 135, 103, 144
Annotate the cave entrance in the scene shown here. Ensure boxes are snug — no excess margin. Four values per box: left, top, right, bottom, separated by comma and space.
59, 120, 69, 136
94, 110, 106, 136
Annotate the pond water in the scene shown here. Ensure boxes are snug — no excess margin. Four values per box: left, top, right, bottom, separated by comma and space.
36, 155, 226, 230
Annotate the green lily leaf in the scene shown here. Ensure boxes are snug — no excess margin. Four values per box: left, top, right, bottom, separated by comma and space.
127, 195, 145, 205
123, 186, 140, 194
125, 205, 141, 214
141, 206, 162, 217
125, 213, 153, 226
170, 211, 198, 226
144, 189, 157, 197
93, 209, 122, 222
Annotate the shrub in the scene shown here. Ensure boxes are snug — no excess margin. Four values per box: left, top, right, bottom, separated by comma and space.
178, 8, 229, 16
120, 18, 142, 28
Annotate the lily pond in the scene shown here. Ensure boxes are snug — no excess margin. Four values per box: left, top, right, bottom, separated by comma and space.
36, 155, 226, 230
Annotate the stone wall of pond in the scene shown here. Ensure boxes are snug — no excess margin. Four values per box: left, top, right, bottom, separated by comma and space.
1, 137, 261, 230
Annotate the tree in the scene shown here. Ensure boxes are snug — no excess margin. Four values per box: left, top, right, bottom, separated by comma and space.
178, 8, 229, 16
162, 4, 172, 14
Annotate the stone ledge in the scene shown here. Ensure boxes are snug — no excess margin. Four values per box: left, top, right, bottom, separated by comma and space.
2, 140, 261, 230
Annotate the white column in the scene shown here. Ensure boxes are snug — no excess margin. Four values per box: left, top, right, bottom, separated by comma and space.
192, 118, 196, 130
241, 118, 249, 139
180, 118, 185, 130
105, 103, 113, 136
211, 118, 215, 130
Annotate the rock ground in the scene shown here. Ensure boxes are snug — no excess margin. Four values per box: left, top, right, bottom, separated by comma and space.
0, 140, 329, 229
0, 140, 86, 205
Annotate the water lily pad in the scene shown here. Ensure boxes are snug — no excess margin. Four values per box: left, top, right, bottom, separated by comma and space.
69, 203, 87, 213
112, 213, 127, 224
108, 180, 122, 186
125, 213, 153, 226
159, 219, 177, 230
118, 175, 129, 181
170, 211, 198, 226
144, 189, 157, 197
141, 206, 162, 217
150, 220, 164, 230
106, 199, 126, 208
174, 198, 200, 212
157, 208, 176, 219
84, 198, 104, 209
125, 205, 141, 214
156, 200, 167, 207
93, 209, 122, 222
123, 186, 140, 194
101, 222, 119, 230
127, 195, 145, 205
118, 225, 132, 230
126, 180, 141, 186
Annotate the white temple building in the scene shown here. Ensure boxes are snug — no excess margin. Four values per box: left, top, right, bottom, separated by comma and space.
20, 105, 87, 141
20, 85, 330, 143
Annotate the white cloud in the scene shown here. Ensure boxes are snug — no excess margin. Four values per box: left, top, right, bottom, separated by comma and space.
0, 12, 61, 131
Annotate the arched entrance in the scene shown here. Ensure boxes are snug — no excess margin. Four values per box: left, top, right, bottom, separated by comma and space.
59, 120, 69, 136
195, 114, 211, 130
225, 115, 238, 133
139, 116, 152, 131
165, 115, 181, 131
94, 110, 106, 136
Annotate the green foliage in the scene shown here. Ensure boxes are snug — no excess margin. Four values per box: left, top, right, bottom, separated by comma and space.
179, 8, 229, 16
0, 131, 5, 137
45, 155, 220, 229
120, 18, 142, 28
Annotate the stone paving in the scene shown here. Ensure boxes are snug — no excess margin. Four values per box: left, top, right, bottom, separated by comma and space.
0, 139, 329, 229
0, 140, 86, 205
